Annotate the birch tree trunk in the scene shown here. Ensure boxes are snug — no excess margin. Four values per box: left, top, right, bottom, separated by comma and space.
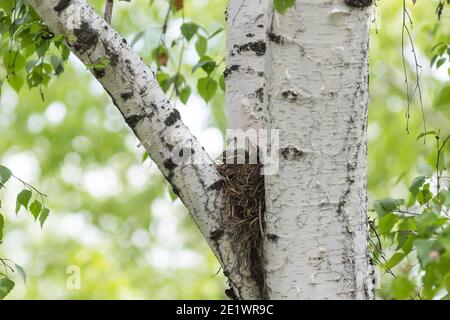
224, 0, 270, 300
263, 0, 374, 299
26, 0, 375, 300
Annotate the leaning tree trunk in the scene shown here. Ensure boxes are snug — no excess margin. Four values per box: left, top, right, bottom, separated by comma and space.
262, 0, 374, 299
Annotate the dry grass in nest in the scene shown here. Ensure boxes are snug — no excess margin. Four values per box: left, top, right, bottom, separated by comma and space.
217, 154, 265, 269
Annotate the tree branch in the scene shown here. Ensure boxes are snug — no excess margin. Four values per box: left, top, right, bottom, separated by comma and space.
104, 0, 113, 24
27, 0, 251, 298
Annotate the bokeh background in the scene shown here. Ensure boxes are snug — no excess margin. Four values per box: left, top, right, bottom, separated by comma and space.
0, 0, 448, 299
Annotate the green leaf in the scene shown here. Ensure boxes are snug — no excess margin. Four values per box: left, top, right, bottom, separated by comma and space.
85, 58, 110, 71
0, 165, 12, 185
50, 55, 64, 75
373, 197, 404, 217
192, 56, 216, 74
385, 252, 406, 269
142, 151, 149, 163
391, 276, 414, 300
197, 77, 217, 102
416, 211, 447, 237
0, 213, 4, 242
15, 189, 32, 214
414, 239, 436, 267
3, 50, 25, 73
408, 176, 426, 199
39, 207, 49, 228
0, 277, 14, 299
14, 264, 26, 284
219, 74, 225, 91
29, 200, 42, 220
444, 273, 450, 293
417, 131, 437, 141
436, 57, 446, 69
168, 186, 178, 202
274, 0, 296, 14
195, 36, 207, 56
181, 22, 198, 41
156, 72, 170, 92
179, 86, 191, 104
417, 186, 432, 205
397, 232, 415, 254
378, 213, 398, 234
7, 74, 24, 92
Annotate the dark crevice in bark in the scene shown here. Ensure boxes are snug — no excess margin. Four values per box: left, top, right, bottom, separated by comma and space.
54, 0, 71, 12
281, 90, 298, 102
268, 32, 286, 45
254, 88, 264, 103
224, 64, 240, 79
73, 22, 98, 52
120, 90, 134, 101
344, 0, 373, 8
164, 109, 181, 127
266, 233, 279, 243
233, 40, 266, 57
280, 145, 304, 160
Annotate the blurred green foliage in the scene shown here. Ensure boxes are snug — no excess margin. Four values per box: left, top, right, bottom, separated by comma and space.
0, 0, 448, 299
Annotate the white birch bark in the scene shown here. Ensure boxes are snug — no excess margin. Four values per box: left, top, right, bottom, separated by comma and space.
26, 0, 250, 298
223, 0, 270, 299
263, 0, 374, 299
225, 0, 268, 130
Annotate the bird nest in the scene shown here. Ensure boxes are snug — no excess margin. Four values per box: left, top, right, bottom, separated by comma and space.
217, 151, 266, 291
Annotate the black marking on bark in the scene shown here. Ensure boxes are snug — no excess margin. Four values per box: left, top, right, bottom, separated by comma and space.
254, 88, 264, 103
246, 33, 255, 38
73, 22, 98, 52
54, 0, 71, 12
281, 90, 298, 102
266, 233, 279, 242
208, 180, 224, 191
225, 288, 238, 300
268, 32, 286, 45
234, 40, 266, 56
120, 90, 134, 101
257, 24, 264, 28
258, 72, 264, 77
103, 43, 120, 67
250, 246, 266, 299
344, 0, 373, 8
163, 158, 177, 171
164, 109, 181, 126
280, 146, 304, 160
124, 59, 135, 76
337, 189, 351, 214
164, 142, 174, 152
125, 114, 145, 128
210, 229, 224, 241
224, 64, 240, 79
